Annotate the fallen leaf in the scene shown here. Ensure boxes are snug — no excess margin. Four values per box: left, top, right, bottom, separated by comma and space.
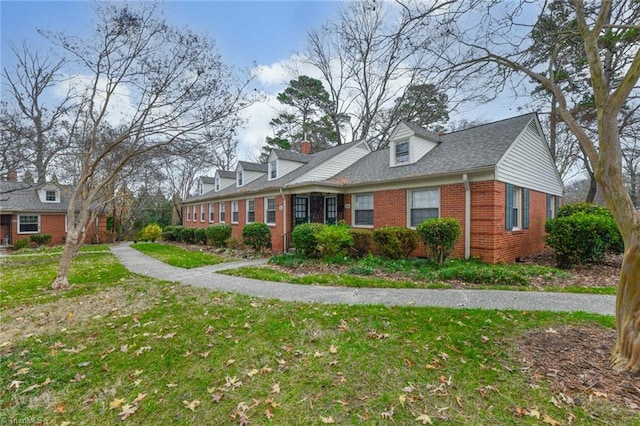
247, 368, 259, 378
380, 406, 395, 420
211, 393, 223, 403
527, 408, 541, 419
132, 393, 147, 404
314, 351, 325, 358
166, 383, 178, 388
118, 404, 138, 421
543, 415, 561, 425
265, 408, 274, 419
226, 359, 235, 367
54, 401, 66, 413
272, 383, 280, 394
183, 400, 201, 411
320, 416, 335, 424
109, 398, 126, 409
415, 413, 433, 424
329, 345, 338, 354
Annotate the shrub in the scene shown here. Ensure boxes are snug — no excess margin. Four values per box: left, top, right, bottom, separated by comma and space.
242, 222, 272, 251
416, 217, 462, 265
29, 233, 52, 246
269, 253, 305, 267
316, 224, 353, 259
194, 228, 208, 245
206, 224, 232, 247
181, 227, 196, 244
13, 238, 30, 250
139, 223, 162, 242
291, 223, 325, 258
162, 225, 177, 241
225, 237, 240, 249
545, 212, 623, 268
557, 202, 612, 218
172, 226, 185, 242
372, 227, 418, 260
348, 228, 373, 258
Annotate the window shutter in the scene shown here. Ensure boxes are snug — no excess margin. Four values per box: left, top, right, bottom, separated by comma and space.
523, 188, 530, 229
555, 196, 560, 216
505, 183, 513, 230
546, 194, 552, 219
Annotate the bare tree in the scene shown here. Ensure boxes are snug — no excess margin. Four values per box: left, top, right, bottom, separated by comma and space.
305, 1, 456, 148
11, 3, 254, 289
404, 0, 640, 371
2, 44, 73, 183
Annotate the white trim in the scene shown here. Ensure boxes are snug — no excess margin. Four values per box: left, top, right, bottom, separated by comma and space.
209, 203, 215, 223
219, 201, 226, 223
352, 193, 374, 228
246, 199, 255, 223
231, 200, 239, 224
200, 203, 205, 222
406, 187, 440, 228
265, 196, 276, 225
512, 186, 522, 230
324, 196, 337, 224
17, 214, 40, 234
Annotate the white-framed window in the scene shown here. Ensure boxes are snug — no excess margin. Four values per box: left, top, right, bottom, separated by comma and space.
45, 190, 56, 201
18, 215, 40, 234
395, 141, 410, 164
209, 203, 215, 222
246, 199, 255, 223
353, 194, 374, 226
200, 204, 205, 222
265, 197, 276, 224
547, 194, 558, 219
231, 201, 239, 223
186, 205, 191, 221
237, 171, 243, 187
215, 176, 220, 191
409, 188, 439, 227
269, 160, 277, 180
512, 186, 522, 230
219, 202, 226, 223
505, 183, 529, 230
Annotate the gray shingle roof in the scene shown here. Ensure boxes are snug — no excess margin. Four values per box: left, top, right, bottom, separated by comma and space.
238, 161, 268, 173
400, 121, 443, 141
200, 176, 216, 184
0, 181, 71, 213
328, 114, 535, 185
272, 149, 310, 163
216, 170, 235, 179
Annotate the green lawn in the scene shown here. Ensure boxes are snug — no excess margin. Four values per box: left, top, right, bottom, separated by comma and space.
0, 251, 632, 425
131, 243, 228, 268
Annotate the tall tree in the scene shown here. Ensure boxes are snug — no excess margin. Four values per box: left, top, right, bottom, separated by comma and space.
2, 44, 73, 183
6, 3, 252, 289
305, 1, 455, 147
406, 0, 640, 371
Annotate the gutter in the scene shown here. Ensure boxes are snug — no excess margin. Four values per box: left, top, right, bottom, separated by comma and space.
463, 174, 471, 260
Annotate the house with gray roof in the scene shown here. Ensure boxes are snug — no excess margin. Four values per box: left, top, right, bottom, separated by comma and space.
0, 180, 107, 246
182, 113, 563, 262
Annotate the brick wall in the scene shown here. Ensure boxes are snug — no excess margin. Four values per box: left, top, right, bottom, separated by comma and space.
10, 213, 106, 246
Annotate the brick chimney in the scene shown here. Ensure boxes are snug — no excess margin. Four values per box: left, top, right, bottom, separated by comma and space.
301, 140, 311, 155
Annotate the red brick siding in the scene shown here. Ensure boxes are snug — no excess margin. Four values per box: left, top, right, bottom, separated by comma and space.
10, 213, 106, 246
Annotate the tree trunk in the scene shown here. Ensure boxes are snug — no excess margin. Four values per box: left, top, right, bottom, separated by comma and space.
585, 175, 597, 203
51, 230, 80, 290
612, 238, 640, 372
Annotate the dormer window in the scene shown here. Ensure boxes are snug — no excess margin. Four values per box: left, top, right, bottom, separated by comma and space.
237, 171, 243, 187
215, 177, 220, 191
269, 160, 277, 180
395, 141, 409, 164
46, 190, 56, 201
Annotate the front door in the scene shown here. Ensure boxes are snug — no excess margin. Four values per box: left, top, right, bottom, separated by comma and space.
325, 197, 337, 224
294, 196, 309, 226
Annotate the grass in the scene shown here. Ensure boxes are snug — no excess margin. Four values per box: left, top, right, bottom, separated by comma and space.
0, 253, 631, 425
131, 243, 228, 268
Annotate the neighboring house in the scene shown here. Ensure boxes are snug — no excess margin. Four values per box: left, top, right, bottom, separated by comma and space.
0, 181, 107, 246
182, 113, 563, 263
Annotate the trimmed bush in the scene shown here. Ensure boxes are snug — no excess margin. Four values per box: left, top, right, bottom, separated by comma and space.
372, 227, 418, 260
162, 225, 177, 241
348, 228, 373, 258
29, 233, 52, 246
242, 222, 272, 251
140, 223, 162, 242
225, 237, 240, 249
172, 226, 185, 242
194, 228, 208, 245
416, 217, 462, 265
545, 212, 623, 268
13, 238, 30, 250
557, 202, 612, 218
181, 227, 196, 244
291, 223, 325, 258
206, 224, 232, 248
316, 224, 353, 259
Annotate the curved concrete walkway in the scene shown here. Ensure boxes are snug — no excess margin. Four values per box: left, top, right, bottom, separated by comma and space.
110, 243, 616, 316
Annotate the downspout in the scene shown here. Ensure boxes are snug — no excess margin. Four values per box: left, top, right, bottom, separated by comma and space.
463, 174, 471, 260
280, 188, 287, 252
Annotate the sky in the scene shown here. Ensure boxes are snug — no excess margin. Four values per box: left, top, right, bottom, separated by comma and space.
1, 0, 527, 163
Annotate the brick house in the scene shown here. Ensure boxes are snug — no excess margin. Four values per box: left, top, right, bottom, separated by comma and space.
182, 113, 563, 263
0, 181, 107, 246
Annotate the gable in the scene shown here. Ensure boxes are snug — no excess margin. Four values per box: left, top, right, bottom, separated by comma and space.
291, 140, 370, 184
496, 117, 563, 196
389, 122, 439, 166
